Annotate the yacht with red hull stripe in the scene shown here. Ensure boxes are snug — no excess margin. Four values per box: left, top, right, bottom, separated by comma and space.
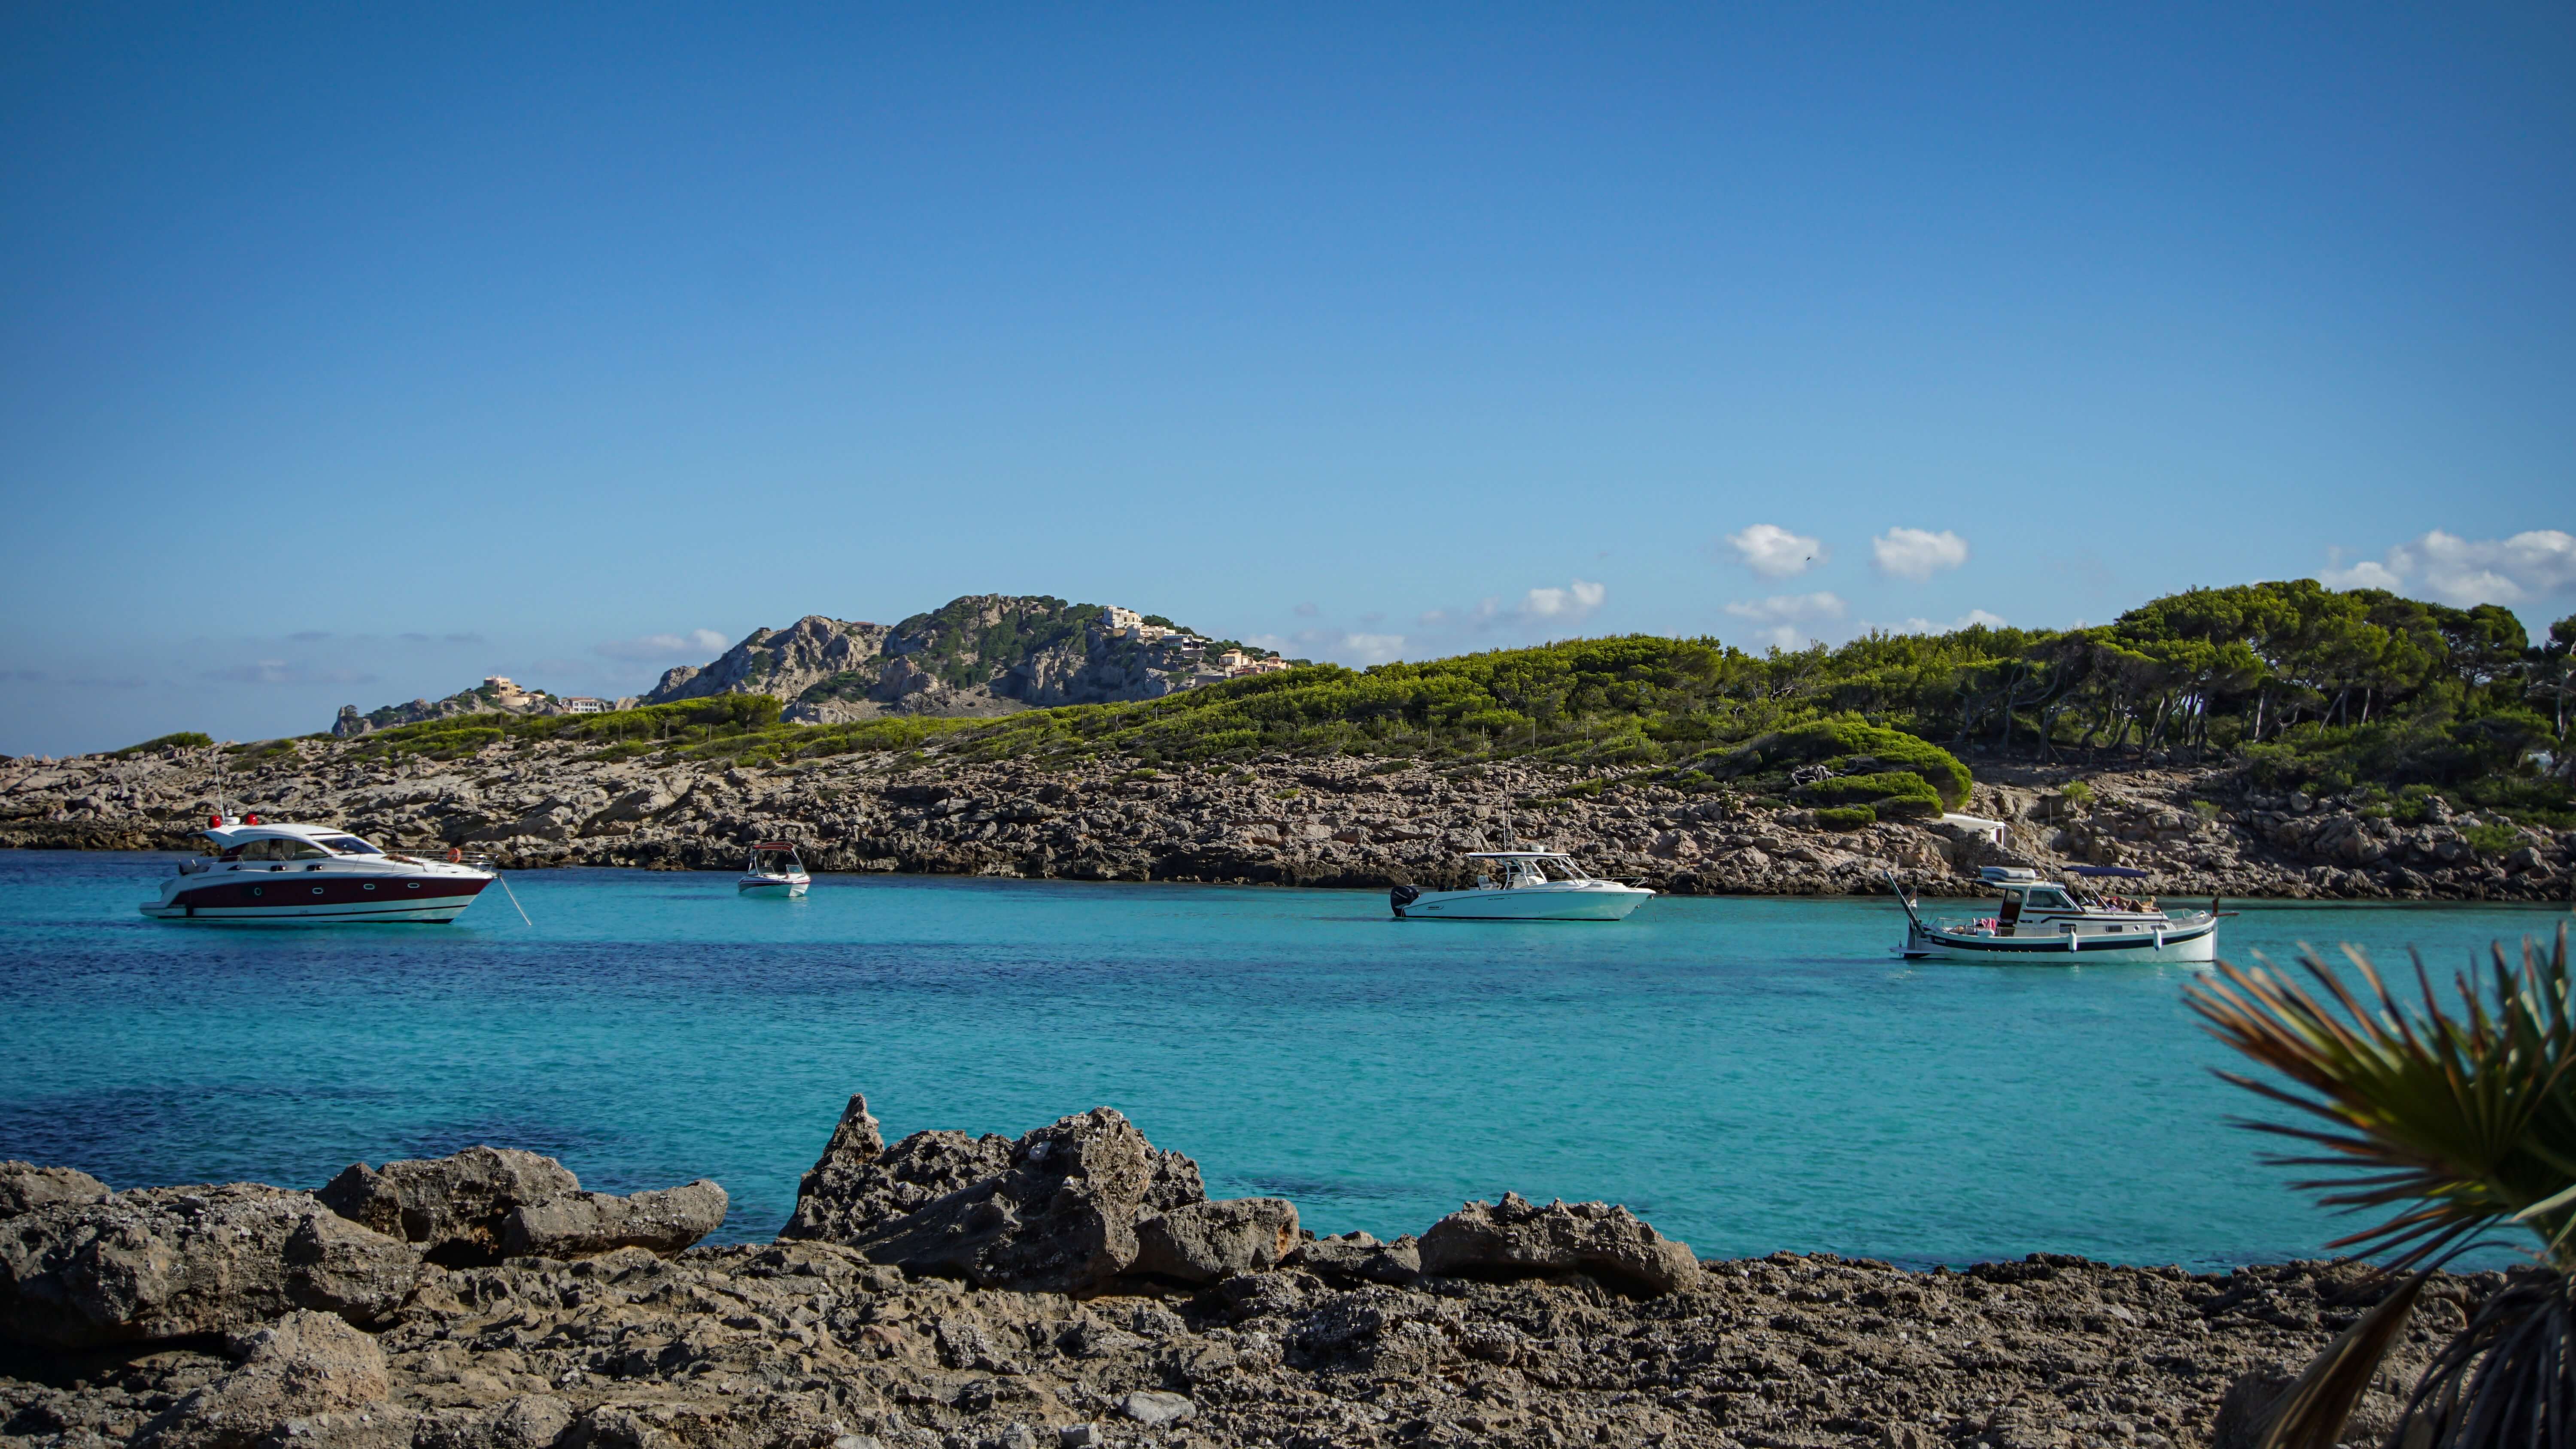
140, 820, 495, 924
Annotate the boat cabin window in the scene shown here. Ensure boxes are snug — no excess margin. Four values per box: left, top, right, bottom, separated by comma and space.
2028, 888, 2074, 910
314, 835, 380, 855
228, 837, 331, 861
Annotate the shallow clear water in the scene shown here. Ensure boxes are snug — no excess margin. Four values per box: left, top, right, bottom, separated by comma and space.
1, 850, 2566, 1270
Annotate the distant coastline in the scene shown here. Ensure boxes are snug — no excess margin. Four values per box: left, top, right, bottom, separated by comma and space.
8, 579, 2571, 903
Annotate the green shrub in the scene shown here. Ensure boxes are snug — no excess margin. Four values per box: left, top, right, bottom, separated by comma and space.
1813, 805, 1876, 830
2192, 799, 2220, 821
1710, 715, 1971, 809
110, 731, 212, 757
2462, 822, 2526, 857
1794, 771, 1943, 819
2060, 780, 2094, 806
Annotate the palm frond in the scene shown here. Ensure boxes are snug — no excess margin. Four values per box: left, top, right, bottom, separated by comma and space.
2185, 924, 2576, 1271
2254, 1268, 2430, 1449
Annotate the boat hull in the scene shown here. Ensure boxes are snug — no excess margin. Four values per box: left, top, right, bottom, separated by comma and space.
738, 876, 809, 897
1397, 884, 1652, 922
1899, 917, 2219, 964
140, 874, 489, 925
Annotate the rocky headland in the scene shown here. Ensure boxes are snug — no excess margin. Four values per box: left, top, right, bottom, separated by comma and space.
0, 1095, 2485, 1449
3, 729, 2570, 902
333, 597, 1274, 741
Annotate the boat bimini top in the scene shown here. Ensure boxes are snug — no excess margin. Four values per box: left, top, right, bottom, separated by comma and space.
1466, 852, 1598, 886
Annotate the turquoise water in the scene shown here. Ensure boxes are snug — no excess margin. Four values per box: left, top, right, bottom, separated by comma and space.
1, 850, 2566, 1270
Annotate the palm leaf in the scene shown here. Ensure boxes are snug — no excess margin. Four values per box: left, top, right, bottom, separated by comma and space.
2190, 923, 2576, 1449
2254, 1268, 2430, 1449
2185, 925, 2576, 1270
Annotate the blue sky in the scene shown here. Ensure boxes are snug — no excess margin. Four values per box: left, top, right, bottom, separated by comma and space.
2, 3, 2570, 753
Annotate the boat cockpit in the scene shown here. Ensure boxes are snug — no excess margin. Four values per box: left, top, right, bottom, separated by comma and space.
1469, 852, 1597, 890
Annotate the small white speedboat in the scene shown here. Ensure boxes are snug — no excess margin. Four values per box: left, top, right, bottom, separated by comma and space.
738, 842, 810, 897
1391, 851, 1653, 922
1891, 867, 2220, 963
140, 819, 495, 924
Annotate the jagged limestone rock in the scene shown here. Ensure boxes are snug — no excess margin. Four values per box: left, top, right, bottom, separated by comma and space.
1417, 1191, 1701, 1295
0, 1184, 420, 1348
0, 1161, 111, 1220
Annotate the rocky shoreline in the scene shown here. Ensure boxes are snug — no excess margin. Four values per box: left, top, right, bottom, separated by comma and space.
0, 1095, 2484, 1449
6, 736, 2572, 904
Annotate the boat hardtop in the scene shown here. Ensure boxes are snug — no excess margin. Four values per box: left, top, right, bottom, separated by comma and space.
1892, 865, 2220, 961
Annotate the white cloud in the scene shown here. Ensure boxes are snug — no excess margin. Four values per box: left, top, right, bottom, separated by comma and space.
2317, 557, 2406, 592
1250, 630, 1407, 665
2318, 530, 2576, 606
1725, 591, 1848, 624
1871, 527, 1970, 581
1725, 524, 1825, 579
1724, 592, 1846, 649
1871, 608, 2008, 636
1522, 579, 1607, 618
595, 628, 732, 662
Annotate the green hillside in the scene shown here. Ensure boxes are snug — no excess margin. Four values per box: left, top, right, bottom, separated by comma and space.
336, 580, 2576, 829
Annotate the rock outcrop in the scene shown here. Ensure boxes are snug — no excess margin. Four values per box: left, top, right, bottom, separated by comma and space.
499, 1182, 729, 1260
318, 1148, 725, 1265
1288, 1230, 1423, 1285
777, 1094, 1015, 1244
1419, 1191, 1704, 1295
0, 1184, 420, 1348
317, 1148, 581, 1266
0, 1161, 109, 1220
1130, 1198, 1300, 1285
132, 1310, 394, 1449
641, 596, 1241, 721
797, 1107, 1208, 1294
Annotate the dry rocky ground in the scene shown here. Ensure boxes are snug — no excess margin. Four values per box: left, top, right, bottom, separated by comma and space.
2, 739, 2570, 903
0, 1097, 2494, 1449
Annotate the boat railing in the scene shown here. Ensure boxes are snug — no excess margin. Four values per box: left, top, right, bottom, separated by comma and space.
383, 845, 498, 869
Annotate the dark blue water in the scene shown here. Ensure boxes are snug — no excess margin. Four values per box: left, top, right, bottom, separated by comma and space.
2, 850, 2563, 1269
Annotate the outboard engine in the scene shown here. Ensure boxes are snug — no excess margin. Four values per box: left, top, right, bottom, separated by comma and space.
1388, 883, 1420, 917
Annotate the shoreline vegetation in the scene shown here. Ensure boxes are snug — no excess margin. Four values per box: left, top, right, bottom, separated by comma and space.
0, 1092, 2512, 1449
5, 582, 2572, 900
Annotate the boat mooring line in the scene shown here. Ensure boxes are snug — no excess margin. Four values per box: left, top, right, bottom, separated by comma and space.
495, 871, 533, 927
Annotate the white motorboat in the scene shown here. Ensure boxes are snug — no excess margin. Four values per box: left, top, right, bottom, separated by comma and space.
738, 842, 810, 897
140, 819, 495, 924
1891, 867, 2221, 963
1390, 851, 1653, 921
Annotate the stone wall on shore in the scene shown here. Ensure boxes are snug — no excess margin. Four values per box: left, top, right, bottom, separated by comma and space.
3, 737, 2571, 902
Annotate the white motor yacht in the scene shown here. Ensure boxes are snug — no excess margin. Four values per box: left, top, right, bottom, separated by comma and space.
140, 820, 495, 924
1390, 851, 1653, 922
738, 842, 810, 897
1891, 867, 2221, 962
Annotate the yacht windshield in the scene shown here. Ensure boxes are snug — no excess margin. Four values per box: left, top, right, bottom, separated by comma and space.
315, 835, 381, 855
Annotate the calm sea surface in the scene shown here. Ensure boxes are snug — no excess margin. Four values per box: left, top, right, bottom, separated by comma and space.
1, 850, 2566, 1270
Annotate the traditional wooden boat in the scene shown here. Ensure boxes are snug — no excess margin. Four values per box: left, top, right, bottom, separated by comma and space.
1890, 867, 2220, 963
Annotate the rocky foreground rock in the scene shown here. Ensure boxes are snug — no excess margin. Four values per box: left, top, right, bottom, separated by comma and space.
6, 734, 2571, 903
0, 1096, 2502, 1448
